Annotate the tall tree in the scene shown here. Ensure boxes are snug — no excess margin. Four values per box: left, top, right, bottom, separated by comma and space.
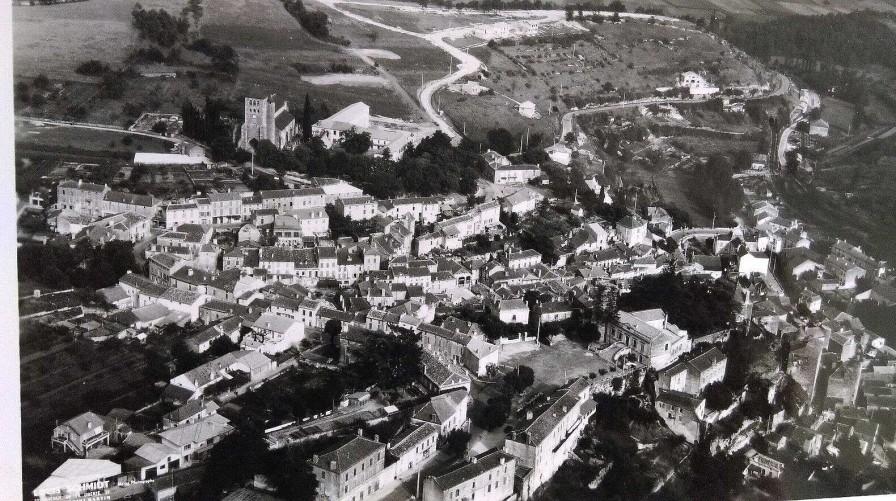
302, 93, 315, 141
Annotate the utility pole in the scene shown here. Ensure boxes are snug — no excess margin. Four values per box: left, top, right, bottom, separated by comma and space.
536, 319, 541, 350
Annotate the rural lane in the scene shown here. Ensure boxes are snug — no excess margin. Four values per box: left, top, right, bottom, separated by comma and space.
312, 0, 481, 138
562, 73, 792, 140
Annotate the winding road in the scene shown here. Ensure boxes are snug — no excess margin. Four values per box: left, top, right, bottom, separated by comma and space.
311, 2, 716, 140
312, 0, 488, 139
561, 73, 792, 140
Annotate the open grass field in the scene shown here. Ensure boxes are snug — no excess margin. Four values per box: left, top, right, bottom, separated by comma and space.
326, 5, 454, 118
199, 0, 414, 118
16, 121, 174, 153
14, 0, 415, 124
821, 96, 856, 133
12, 0, 185, 79
544, 0, 896, 18
497, 337, 611, 387
341, 3, 499, 33
435, 15, 763, 140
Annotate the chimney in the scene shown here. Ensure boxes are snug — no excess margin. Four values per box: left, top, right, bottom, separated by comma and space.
266, 322, 271, 328
357, 429, 363, 437
87, 421, 92, 429
500, 457, 506, 465
188, 269, 194, 277
471, 456, 478, 464
431, 413, 436, 421
313, 454, 319, 463
78, 179, 82, 187
562, 405, 568, 413
330, 460, 337, 470
526, 410, 533, 420
374, 434, 379, 443
33, 289, 41, 298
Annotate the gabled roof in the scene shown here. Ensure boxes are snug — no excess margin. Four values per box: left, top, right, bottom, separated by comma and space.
311, 435, 385, 474
104, 191, 155, 207
430, 449, 515, 490
413, 389, 467, 424
133, 442, 179, 464
164, 399, 219, 423
511, 379, 590, 446
388, 423, 439, 457
421, 352, 470, 389
34, 459, 121, 495
57, 411, 107, 435
159, 414, 232, 447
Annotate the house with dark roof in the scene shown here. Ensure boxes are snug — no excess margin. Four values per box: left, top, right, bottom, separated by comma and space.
422, 449, 516, 501
102, 190, 159, 218
616, 214, 648, 247
310, 432, 387, 501
538, 301, 573, 324
420, 323, 473, 365
420, 352, 471, 394
655, 388, 705, 443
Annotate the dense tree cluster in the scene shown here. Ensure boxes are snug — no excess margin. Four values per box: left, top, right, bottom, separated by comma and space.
540, 393, 673, 500
345, 329, 422, 390
184, 38, 239, 75
452, 305, 529, 342
283, 0, 334, 41
687, 153, 745, 222
445, 429, 472, 456
722, 12, 896, 106
18, 240, 139, 290
181, 99, 238, 161
339, 128, 373, 155
253, 130, 479, 199
503, 365, 535, 392
471, 391, 512, 429
722, 12, 896, 71
131, 3, 190, 48
852, 301, 896, 347
324, 204, 379, 241
75, 60, 111, 77
517, 201, 580, 264
237, 365, 345, 423
619, 266, 736, 336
